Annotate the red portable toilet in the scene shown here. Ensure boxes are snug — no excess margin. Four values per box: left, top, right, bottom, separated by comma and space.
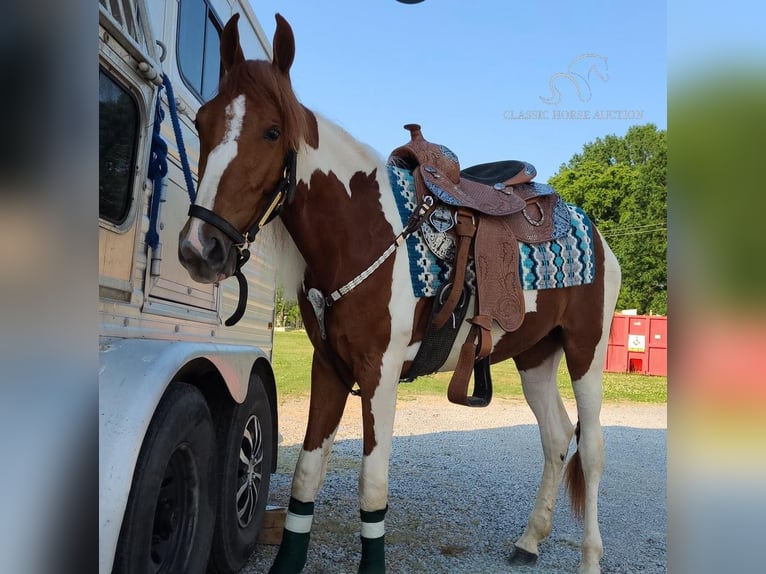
605, 314, 629, 373
604, 313, 667, 376
626, 316, 650, 374
647, 316, 667, 376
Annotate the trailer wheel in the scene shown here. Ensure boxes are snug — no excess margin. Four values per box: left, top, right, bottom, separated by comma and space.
208, 373, 274, 573
114, 382, 216, 574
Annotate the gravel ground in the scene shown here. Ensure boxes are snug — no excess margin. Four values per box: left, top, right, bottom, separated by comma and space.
244, 396, 667, 574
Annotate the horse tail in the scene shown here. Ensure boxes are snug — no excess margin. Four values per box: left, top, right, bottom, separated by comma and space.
564, 420, 586, 521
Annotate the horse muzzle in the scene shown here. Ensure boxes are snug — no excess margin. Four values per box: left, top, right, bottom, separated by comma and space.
178, 221, 237, 283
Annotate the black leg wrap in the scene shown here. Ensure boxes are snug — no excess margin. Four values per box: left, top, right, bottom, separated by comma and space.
508, 545, 539, 565
358, 535, 386, 574
360, 507, 387, 524
358, 507, 387, 574
268, 498, 314, 574
288, 497, 315, 516
269, 530, 310, 574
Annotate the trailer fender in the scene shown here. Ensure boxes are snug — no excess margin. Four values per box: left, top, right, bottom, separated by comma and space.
98, 338, 265, 574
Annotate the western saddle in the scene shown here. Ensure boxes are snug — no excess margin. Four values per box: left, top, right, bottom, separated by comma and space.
389, 124, 566, 407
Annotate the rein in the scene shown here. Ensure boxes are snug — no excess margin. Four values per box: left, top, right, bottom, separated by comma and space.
188, 149, 297, 326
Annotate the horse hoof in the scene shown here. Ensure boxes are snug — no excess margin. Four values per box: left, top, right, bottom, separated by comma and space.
508, 546, 538, 565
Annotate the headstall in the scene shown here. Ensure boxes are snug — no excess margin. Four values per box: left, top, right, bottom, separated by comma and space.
187, 149, 297, 326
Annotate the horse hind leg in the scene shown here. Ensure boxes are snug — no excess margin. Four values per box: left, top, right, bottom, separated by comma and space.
563, 341, 606, 574
510, 342, 575, 564
563, 237, 620, 574
269, 352, 350, 574
563, 335, 611, 574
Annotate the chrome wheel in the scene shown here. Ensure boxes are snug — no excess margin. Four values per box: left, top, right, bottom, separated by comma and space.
208, 373, 274, 573
236, 414, 264, 528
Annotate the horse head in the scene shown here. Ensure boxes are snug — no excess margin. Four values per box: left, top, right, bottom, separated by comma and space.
179, 13, 317, 283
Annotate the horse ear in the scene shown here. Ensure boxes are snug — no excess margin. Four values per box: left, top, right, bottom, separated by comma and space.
272, 14, 295, 76
302, 105, 319, 149
221, 14, 245, 72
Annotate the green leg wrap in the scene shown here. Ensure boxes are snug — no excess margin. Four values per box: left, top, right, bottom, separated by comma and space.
358, 507, 387, 574
268, 498, 314, 574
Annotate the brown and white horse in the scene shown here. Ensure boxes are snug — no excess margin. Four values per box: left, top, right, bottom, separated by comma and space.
179, 14, 621, 574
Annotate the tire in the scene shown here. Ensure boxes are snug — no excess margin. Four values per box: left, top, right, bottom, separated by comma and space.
114, 382, 216, 574
208, 373, 274, 574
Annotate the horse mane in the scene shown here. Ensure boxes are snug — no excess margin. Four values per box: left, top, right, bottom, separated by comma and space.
261, 219, 306, 297
218, 60, 315, 152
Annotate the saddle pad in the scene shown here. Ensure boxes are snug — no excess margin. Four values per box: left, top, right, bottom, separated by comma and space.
518, 204, 596, 290
389, 165, 453, 297
387, 165, 595, 298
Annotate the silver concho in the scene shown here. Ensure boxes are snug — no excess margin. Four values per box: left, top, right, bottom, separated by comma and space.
429, 205, 455, 232
421, 221, 456, 261
306, 288, 328, 340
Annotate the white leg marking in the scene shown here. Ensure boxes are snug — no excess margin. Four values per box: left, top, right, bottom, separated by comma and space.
359, 242, 417, 511
359, 378, 398, 511
186, 94, 246, 253
515, 347, 573, 556
572, 351, 606, 574
291, 429, 338, 503
572, 235, 621, 574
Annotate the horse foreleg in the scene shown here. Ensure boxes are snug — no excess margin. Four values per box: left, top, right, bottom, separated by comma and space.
269, 352, 349, 574
356, 356, 400, 574
510, 344, 575, 564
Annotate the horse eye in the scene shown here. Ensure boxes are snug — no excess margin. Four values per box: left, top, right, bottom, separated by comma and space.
263, 126, 281, 141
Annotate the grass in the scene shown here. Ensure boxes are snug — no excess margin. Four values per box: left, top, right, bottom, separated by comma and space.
270, 330, 316, 399
272, 330, 667, 404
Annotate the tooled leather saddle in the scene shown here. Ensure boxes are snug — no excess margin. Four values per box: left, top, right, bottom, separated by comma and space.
389, 124, 566, 407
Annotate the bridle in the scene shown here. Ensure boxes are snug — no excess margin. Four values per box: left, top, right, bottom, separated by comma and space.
185, 145, 434, 398
186, 144, 432, 338
187, 149, 297, 326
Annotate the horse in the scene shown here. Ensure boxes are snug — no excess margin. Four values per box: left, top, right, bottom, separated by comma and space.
178, 13, 621, 574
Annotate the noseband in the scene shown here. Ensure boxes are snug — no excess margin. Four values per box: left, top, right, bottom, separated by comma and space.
188, 150, 297, 326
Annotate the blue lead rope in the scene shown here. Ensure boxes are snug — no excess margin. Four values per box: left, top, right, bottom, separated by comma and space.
162, 73, 197, 203
144, 75, 250, 327
145, 87, 168, 250
145, 74, 197, 249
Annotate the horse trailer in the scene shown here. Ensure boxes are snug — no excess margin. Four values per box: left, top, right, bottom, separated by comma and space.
99, 1, 280, 572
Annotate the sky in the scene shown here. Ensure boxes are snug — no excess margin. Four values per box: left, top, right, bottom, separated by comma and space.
668, 0, 766, 81
250, 0, 666, 182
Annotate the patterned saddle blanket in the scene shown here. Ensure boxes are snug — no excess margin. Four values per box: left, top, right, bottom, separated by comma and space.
388, 164, 596, 298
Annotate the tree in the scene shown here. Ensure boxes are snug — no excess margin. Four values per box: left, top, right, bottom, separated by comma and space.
549, 124, 667, 314
275, 287, 303, 329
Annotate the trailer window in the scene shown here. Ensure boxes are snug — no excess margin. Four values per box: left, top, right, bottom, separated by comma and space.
99, 69, 138, 225
178, 0, 222, 101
